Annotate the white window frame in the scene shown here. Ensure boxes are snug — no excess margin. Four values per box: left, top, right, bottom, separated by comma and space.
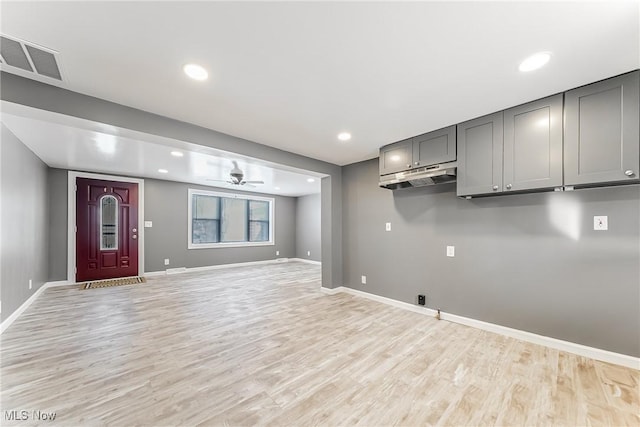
188, 188, 275, 249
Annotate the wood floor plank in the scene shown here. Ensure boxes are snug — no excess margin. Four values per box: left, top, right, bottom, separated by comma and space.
1, 261, 638, 426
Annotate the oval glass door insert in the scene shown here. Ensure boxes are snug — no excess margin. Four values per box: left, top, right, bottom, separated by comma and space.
100, 195, 118, 250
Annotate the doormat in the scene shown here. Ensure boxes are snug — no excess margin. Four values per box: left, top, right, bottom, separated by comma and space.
82, 276, 146, 289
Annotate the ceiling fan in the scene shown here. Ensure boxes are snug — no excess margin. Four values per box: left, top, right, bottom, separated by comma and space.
207, 161, 264, 187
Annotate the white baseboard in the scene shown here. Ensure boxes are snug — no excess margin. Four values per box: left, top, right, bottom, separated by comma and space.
0, 280, 69, 334
45, 280, 73, 288
143, 271, 166, 277
320, 286, 342, 295
331, 286, 640, 370
144, 258, 292, 277
290, 258, 321, 265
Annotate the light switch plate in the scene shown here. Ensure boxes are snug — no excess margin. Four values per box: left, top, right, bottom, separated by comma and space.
385, 222, 391, 232
594, 216, 608, 231
144, 221, 153, 228
446, 246, 455, 257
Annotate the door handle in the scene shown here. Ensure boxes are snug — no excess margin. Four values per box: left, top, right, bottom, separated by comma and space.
132, 228, 137, 232
132, 235, 137, 240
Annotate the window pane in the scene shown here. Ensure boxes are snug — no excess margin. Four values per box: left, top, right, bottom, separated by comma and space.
249, 221, 269, 242
249, 200, 269, 221
192, 219, 219, 244
100, 196, 118, 250
220, 198, 248, 242
193, 195, 219, 219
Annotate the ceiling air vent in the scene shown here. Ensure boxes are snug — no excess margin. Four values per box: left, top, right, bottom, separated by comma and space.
0, 35, 62, 81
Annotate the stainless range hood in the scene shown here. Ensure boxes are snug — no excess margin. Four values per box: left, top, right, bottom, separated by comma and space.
379, 161, 457, 190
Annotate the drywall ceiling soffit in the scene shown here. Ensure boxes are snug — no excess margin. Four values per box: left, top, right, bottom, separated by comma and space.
1, 104, 324, 197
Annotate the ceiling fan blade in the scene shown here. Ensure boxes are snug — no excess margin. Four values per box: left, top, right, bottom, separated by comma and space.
243, 180, 264, 184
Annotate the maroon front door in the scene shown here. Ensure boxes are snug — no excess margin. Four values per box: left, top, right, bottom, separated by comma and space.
76, 178, 139, 282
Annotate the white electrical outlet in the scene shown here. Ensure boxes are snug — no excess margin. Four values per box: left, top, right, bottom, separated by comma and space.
446, 246, 455, 257
164, 258, 170, 265
361, 275, 367, 285
385, 222, 391, 232
594, 216, 608, 231
29, 279, 32, 290
307, 251, 311, 256
276, 250, 280, 256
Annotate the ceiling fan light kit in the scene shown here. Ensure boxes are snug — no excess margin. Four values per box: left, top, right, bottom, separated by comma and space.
208, 161, 265, 187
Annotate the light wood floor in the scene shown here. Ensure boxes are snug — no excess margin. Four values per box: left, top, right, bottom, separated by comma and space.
1, 262, 638, 426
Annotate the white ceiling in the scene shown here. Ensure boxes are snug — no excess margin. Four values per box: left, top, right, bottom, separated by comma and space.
1, 1, 639, 168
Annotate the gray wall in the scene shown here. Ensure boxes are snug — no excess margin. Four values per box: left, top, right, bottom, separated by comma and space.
48, 168, 68, 281
144, 179, 295, 272
47, 170, 296, 275
1, 125, 50, 322
1, 71, 343, 288
296, 193, 321, 261
343, 158, 640, 357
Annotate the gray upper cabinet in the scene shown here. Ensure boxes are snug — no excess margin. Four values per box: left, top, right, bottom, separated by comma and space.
503, 94, 563, 192
412, 126, 456, 167
379, 139, 412, 175
564, 71, 640, 186
457, 112, 504, 196
379, 126, 456, 175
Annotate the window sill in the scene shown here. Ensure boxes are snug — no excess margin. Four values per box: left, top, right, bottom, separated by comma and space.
188, 241, 274, 250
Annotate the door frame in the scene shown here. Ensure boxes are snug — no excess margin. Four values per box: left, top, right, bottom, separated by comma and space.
67, 171, 145, 283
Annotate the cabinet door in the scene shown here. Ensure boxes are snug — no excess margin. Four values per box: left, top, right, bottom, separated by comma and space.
503, 94, 563, 192
412, 126, 456, 167
379, 139, 413, 175
457, 112, 504, 196
564, 71, 640, 186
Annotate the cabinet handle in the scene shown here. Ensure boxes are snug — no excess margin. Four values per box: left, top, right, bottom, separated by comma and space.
406, 164, 411, 168
492, 185, 499, 191
506, 184, 512, 190
414, 161, 420, 166
625, 170, 635, 177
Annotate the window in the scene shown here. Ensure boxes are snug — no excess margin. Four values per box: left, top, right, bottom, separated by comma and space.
100, 195, 118, 250
188, 189, 274, 249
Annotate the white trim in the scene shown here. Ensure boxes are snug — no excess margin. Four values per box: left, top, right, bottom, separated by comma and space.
143, 271, 167, 277
45, 280, 73, 288
68, 171, 145, 283
319, 286, 341, 295
187, 188, 275, 250
1, 280, 71, 334
0, 285, 48, 334
144, 258, 291, 277
290, 258, 321, 265
330, 287, 640, 370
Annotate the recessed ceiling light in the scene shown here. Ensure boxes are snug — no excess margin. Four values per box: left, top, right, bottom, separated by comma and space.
183, 63, 208, 81
519, 52, 551, 72
337, 132, 352, 141
307, 178, 315, 183
170, 151, 184, 157
158, 169, 168, 174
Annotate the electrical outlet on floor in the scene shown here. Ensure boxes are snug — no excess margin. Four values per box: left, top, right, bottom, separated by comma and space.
361, 275, 367, 285
29, 279, 32, 290
164, 259, 170, 266
276, 250, 280, 256
307, 251, 311, 257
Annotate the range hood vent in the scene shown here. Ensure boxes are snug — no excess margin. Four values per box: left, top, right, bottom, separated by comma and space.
379, 161, 457, 190
0, 35, 62, 81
